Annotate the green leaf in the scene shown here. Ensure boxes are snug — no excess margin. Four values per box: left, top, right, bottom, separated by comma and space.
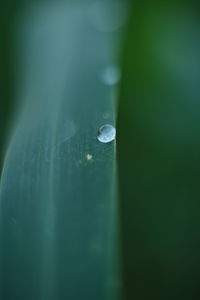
0, 1, 127, 299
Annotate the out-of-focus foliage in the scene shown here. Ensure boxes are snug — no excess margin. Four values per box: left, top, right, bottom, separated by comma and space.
118, 1, 200, 299
0, 2, 15, 168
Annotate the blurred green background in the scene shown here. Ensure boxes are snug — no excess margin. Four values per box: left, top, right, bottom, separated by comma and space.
118, 1, 200, 299
0, 1, 16, 168
1, 0, 200, 299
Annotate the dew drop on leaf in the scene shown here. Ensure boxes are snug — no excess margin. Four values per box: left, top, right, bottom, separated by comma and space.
97, 124, 116, 143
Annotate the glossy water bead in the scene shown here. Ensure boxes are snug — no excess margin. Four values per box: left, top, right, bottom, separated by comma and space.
97, 124, 116, 143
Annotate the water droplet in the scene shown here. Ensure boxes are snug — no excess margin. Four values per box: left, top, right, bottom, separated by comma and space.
97, 124, 116, 143
86, 154, 93, 161
101, 66, 121, 85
